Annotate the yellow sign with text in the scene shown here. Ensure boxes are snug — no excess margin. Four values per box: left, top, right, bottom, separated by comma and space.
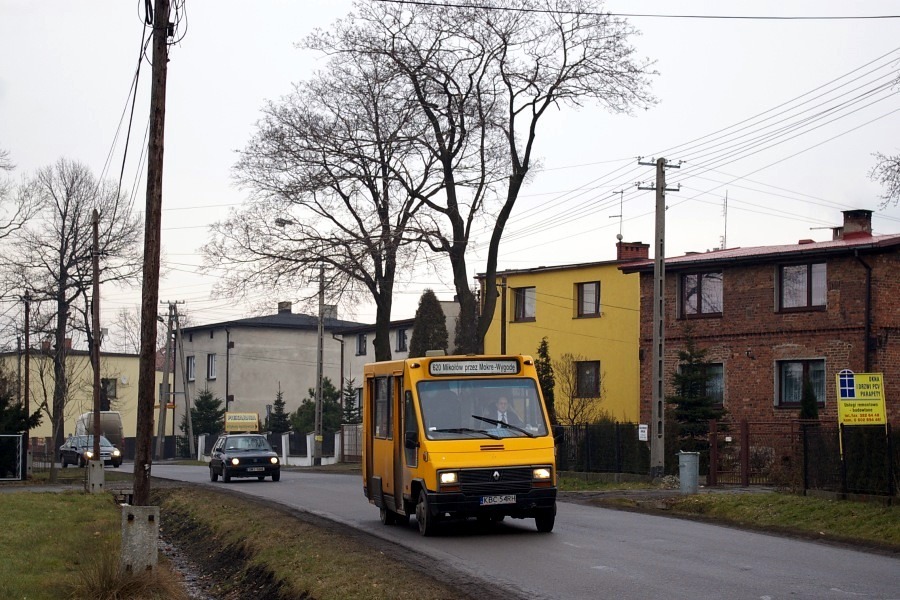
224, 412, 260, 433
835, 371, 886, 426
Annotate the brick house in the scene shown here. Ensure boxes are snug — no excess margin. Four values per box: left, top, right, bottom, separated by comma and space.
620, 210, 900, 427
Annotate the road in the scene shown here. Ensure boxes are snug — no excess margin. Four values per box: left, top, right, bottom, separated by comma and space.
144, 464, 900, 600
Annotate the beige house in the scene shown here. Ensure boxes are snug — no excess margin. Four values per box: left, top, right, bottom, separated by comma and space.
0, 347, 162, 446
173, 302, 365, 435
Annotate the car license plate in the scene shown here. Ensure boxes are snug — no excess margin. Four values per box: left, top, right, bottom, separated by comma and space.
480, 494, 516, 506
247, 467, 264, 472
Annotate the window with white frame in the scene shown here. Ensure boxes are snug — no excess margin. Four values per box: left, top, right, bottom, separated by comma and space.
356, 333, 367, 356
779, 263, 826, 310
576, 281, 601, 317
575, 361, 601, 398
513, 287, 536, 321
680, 271, 723, 317
777, 359, 825, 407
186, 355, 196, 381
207, 353, 217, 380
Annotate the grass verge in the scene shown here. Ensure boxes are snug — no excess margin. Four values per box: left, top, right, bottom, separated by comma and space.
153, 485, 482, 600
595, 491, 900, 553
0, 491, 187, 600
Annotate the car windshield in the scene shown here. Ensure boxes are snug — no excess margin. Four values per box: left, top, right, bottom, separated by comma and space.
224, 436, 272, 451
77, 435, 114, 447
417, 378, 549, 440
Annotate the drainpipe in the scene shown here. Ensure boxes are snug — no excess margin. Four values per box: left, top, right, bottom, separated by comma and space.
332, 333, 345, 408
854, 252, 872, 372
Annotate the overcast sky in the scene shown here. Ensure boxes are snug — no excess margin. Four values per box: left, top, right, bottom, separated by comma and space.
1, 0, 898, 340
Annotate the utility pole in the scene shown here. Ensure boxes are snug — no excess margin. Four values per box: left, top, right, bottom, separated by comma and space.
155, 302, 175, 460
610, 189, 625, 241
91, 210, 102, 460
23, 293, 31, 479
134, 0, 171, 507
174, 306, 195, 457
637, 157, 680, 479
314, 263, 324, 466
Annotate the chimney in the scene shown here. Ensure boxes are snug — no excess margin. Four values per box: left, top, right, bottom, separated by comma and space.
617, 241, 650, 261
277, 301, 292, 314
838, 209, 873, 240
323, 304, 338, 320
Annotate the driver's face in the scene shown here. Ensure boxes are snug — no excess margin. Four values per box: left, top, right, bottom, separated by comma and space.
497, 398, 509, 410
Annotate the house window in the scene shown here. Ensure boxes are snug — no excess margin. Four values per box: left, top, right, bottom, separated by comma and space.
396, 328, 408, 352
681, 271, 723, 317
356, 333, 367, 356
777, 359, 825, 407
779, 263, 826, 310
100, 378, 116, 411
186, 355, 196, 381
513, 287, 536, 321
576, 282, 601, 317
679, 363, 725, 405
575, 361, 601, 398
207, 354, 217, 380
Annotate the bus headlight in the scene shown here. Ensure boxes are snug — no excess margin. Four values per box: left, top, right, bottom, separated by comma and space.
439, 471, 458, 485
533, 467, 552, 480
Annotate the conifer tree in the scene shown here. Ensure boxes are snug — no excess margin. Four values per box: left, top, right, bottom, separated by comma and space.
666, 338, 726, 452
290, 377, 342, 433
799, 377, 819, 420
341, 378, 361, 424
181, 388, 225, 437
268, 386, 291, 433
534, 337, 557, 424
408, 289, 448, 358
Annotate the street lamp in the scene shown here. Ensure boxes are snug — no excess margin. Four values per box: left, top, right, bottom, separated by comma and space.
276, 217, 324, 465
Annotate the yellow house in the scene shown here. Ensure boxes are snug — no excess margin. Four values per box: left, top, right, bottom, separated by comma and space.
477, 242, 648, 424
0, 348, 163, 444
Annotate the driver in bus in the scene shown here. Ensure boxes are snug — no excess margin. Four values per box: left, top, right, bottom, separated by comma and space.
489, 396, 524, 427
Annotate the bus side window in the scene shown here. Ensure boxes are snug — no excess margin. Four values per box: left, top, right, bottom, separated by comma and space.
404, 390, 418, 467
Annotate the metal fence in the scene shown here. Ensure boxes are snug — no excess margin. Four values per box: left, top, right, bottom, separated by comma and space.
709, 420, 897, 497
554, 423, 650, 474
341, 424, 362, 463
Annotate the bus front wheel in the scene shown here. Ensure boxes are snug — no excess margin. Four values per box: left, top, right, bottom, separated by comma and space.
416, 490, 437, 536
535, 508, 555, 533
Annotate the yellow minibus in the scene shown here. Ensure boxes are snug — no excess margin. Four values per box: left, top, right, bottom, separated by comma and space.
362, 354, 557, 535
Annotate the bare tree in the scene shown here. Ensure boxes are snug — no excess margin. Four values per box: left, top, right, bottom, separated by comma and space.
208, 48, 445, 360
553, 352, 608, 425
314, 0, 657, 352
870, 151, 900, 207
9, 159, 143, 477
0, 149, 43, 302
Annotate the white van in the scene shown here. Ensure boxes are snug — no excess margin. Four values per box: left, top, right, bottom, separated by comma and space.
75, 411, 124, 450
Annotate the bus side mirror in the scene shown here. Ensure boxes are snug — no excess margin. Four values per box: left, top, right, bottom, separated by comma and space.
404, 431, 419, 449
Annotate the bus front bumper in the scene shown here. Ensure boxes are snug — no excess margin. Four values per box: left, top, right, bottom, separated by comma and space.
424, 487, 556, 519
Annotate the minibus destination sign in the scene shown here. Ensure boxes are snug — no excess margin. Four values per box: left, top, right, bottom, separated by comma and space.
429, 359, 519, 376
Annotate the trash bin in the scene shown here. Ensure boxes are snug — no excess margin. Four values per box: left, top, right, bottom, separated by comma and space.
678, 451, 700, 494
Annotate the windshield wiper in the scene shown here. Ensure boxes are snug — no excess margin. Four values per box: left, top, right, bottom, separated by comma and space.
431, 427, 501, 440
471, 415, 535, 437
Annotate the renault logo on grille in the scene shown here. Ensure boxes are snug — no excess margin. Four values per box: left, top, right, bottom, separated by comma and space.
492, 470, 501, 481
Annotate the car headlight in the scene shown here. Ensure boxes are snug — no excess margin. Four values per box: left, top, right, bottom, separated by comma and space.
439, 471, 458, 485
230, 458, 240, 466
85, 451, 94, 459
112, 449, 121, 457
533, 467, 552, 480
270, 457, 278, 464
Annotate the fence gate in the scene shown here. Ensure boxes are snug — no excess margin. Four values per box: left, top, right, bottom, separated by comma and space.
0, 434, 23, 481
341, 424, 362, 463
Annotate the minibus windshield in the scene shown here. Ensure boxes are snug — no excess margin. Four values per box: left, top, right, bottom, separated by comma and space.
417, 378, 549, 440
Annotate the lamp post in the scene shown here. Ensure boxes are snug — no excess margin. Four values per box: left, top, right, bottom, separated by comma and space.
275, 217, 324, 465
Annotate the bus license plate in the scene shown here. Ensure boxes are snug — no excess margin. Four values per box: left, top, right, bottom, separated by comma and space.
247, 467, 264, 472
481, 494, 516, 506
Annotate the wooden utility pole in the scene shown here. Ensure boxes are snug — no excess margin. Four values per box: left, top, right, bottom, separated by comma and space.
23, 292, 31, 479
638, 157, 679, 479
314, 263, 324, 466
134, 0, 171, 506
91, 210, 102, 459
